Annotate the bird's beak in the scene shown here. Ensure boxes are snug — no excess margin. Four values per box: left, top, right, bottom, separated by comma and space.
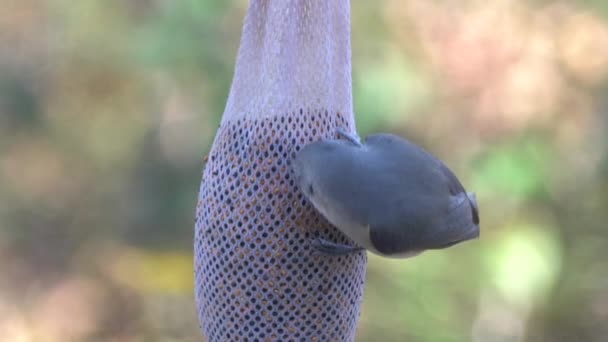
466, 192, 478, 210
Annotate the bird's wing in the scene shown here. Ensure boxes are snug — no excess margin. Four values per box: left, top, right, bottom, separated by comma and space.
367, 194, 440, 255
369, 191, 478, 255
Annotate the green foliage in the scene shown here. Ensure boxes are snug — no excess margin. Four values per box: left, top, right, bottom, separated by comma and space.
472, 137, 551, 200
354, 51, 432, 131
1, 1, 607, 341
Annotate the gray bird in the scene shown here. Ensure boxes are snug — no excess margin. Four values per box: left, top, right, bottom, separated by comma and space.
292, 129, 480, 258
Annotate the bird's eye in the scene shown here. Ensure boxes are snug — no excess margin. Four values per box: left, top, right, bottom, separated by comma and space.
307, 184, 314, 195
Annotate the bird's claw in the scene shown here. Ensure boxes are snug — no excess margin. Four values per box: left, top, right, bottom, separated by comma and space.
336, 128, 362, 147
311, 237, 365, 256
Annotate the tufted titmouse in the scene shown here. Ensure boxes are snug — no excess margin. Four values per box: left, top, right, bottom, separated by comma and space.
292, 129, 480, 258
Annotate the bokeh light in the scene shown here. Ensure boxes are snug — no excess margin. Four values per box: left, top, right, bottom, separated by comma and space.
1, 0, 607, 341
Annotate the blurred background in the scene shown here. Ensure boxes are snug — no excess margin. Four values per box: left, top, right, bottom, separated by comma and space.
1, 0, 608, 341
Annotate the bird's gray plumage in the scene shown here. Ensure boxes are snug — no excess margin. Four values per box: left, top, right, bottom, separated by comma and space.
292, 130, 480, 258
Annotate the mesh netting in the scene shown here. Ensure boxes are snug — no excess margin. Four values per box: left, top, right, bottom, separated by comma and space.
194, 111, 366, 341
194, 1, 367, 340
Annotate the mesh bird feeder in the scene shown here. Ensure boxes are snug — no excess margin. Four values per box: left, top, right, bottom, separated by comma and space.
194, 1, 367, 341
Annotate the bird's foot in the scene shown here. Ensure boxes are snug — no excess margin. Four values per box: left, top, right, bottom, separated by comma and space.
336, 128, 362, 147
311, 237, 365, 256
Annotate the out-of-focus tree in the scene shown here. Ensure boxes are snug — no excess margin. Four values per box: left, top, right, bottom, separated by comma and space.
1, 0, 607, 341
